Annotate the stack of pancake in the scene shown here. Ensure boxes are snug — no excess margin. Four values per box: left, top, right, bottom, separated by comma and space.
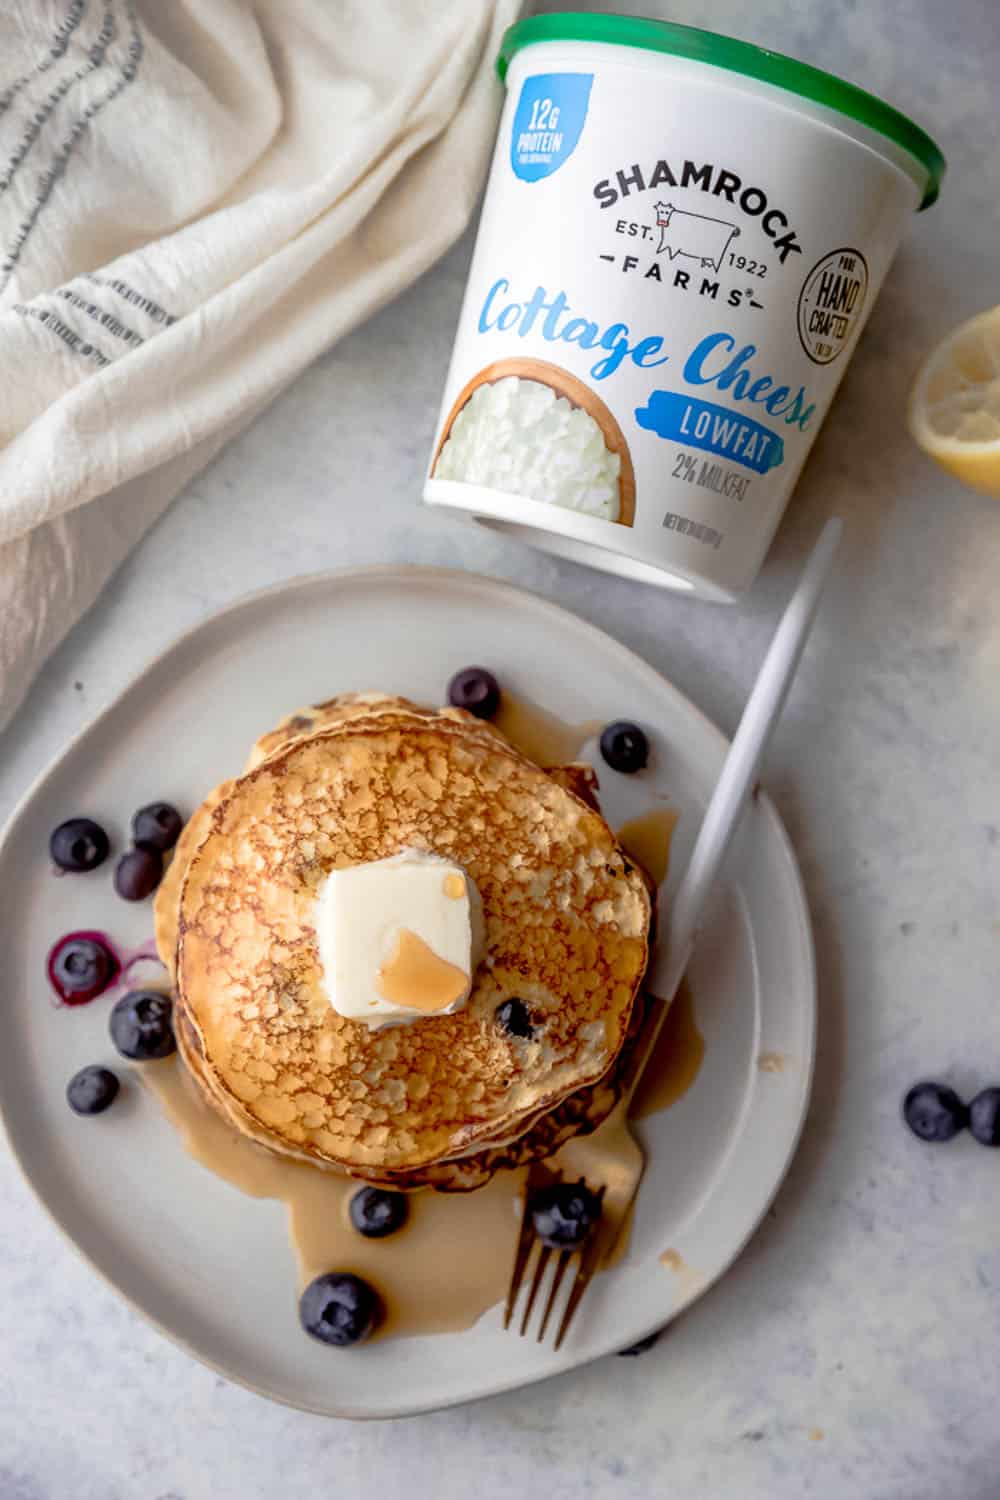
155, 694, 653, 1191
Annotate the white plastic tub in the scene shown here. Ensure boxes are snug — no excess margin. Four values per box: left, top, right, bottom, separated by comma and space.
424, 14, 944, 601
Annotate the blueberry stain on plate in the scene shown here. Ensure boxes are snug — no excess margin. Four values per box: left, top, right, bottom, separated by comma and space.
599, 721, 649, 774
902, 1081, 968, 1143
47, 932, 120, 1005
66, 1065, 120, 1116
447, 667, 500, 721
299, 1272, 380, 1347
49, 817, 110, 873
109, 990, 176, 1060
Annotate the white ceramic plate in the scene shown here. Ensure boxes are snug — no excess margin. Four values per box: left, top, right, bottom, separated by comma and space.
0, 567, 815, 1418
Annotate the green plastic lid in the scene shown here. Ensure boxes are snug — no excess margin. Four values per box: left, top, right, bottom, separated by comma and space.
498, 13, 944, 209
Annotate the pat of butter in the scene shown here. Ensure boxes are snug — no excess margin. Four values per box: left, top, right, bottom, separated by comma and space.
315, 849, 483, 1029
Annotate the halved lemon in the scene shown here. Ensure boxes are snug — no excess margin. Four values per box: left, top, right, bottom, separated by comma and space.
908, 305, 1000, 498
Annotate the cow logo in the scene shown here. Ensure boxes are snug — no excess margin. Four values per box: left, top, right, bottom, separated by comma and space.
654, 201, 740, 273
796, 248, 869, 365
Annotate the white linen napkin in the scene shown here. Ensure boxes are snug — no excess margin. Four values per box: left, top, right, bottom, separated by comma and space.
0, 0, 519, 735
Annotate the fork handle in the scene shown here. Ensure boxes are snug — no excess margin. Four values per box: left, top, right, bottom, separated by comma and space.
627, 517, 841, 1099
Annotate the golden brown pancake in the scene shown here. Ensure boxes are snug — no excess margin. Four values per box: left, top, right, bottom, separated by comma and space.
155, 695, 465, 979
172, 983, 652, 1191
158, 695, 652, 1189
244, 692, 435, 770
174, 712, 651, 1176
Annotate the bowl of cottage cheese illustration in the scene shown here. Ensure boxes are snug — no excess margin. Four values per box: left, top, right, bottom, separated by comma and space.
432, 358, 636, 527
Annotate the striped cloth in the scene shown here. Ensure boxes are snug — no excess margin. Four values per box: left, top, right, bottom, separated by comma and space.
0, 0, 518, 734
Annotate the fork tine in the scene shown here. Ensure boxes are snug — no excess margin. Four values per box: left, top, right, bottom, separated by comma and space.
553, 1233, 605, 1351
519, 1244, 552, 1336
536, 1248, 573, 1342
503, 1192, 540, 1330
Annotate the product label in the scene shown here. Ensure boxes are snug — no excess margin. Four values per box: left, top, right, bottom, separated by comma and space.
510, 73, 592, 181
796, 247, 870, 364
636, 391, 785, 475
429, 57, 918, 594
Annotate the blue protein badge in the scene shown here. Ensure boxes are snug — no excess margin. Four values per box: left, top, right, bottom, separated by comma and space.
510, 74, 592, 182
635, 391, 785, 475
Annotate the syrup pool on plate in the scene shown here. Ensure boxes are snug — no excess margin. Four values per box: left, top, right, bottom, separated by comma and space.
140, 1057, 528, 1341
493, 691, 602, 766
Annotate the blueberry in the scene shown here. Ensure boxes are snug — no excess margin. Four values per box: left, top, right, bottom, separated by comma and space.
529, 1179, 602, 1250
969, 1087, 1000, 1147
132, 802, 183, 853
66, 1065, 119, 1116
618, 1329, 661, 1357
49, 817, 110, 873
114, 846, 163, 901
902, 1081, 968, 1143
109, 990, 175, 1060
495, 998, 535, 1039
599, 721, 649, 774
349, 1187, 409, 1239
299, 1272, 380, 1347
447, 667, 500, 721
48, 934, 117, 1004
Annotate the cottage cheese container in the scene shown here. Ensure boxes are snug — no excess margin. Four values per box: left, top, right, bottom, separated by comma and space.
424, 14, 944, 601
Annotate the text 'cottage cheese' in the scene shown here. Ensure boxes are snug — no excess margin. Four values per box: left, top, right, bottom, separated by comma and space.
424, 14, 944, 601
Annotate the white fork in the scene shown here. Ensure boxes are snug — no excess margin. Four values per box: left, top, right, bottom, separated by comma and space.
505, 517, 843, 1349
